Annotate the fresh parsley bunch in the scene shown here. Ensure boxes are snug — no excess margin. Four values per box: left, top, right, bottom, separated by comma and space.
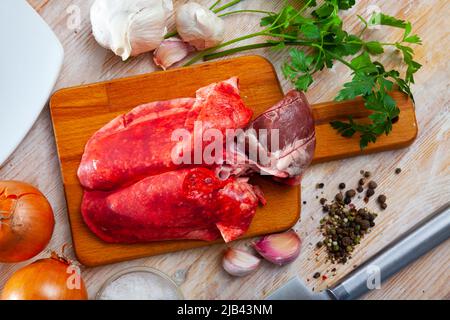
186, 0, 422, 148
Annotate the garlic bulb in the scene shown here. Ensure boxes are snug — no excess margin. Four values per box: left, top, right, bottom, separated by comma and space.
175, 2, 225, 50
153, 38, 194, 70
253, 230, 302, 266
223, 248, 261, 277
90, 0, 173, 61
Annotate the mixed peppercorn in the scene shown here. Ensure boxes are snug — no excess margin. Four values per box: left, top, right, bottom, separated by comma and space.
314, 170, 394, 264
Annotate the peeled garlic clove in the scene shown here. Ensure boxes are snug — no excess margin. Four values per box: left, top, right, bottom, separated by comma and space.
153, 38, 194, 70
222, 248, 261, 277
253, 230, 302, 266
175, 2, 225, 50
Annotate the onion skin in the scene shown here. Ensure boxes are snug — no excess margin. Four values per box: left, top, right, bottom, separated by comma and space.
0, 181, 55, 263
1, 255, 88, 300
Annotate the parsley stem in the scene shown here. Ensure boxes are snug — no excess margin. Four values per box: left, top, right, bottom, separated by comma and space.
203, 41, 315, 61
164, 31, 178, 39
213, 0, 244, 13
184, 31, 267, 66
325, 50, 355, 70
218, 9, 275, 17
264, 33, 299, 40
209, 0, 222, 10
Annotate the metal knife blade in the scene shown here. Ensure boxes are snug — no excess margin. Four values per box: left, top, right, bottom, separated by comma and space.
266, 276, 332, 300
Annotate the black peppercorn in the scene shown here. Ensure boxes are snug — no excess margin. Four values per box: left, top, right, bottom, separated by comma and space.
368, 181, 378, 189
339, 183, 346, 189
377, 194, 386, 203
345, 189, 356, 198
359, 220, 370, 230
366, 188, 375, 197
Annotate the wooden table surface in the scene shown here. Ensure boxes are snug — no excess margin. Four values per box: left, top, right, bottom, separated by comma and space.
0, 0, 448, 300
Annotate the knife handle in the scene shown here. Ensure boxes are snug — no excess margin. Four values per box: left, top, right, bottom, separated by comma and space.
327, 202, 450, 300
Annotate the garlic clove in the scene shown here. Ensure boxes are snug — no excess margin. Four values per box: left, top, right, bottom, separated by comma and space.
222, 248, 261, 277
153, 38, 194, 70
253, 230, 302, 266
175, 2, 225, 50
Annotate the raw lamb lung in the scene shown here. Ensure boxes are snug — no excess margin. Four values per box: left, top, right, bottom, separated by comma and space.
81, 168, 262, 243
78, 77, 252, 191
78, 78, 316, 244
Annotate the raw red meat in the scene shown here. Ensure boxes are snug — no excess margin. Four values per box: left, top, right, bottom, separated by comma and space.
78, 77, 252, 191
217, 90, 316, 186
81, 168, 262, 243
78, 78, 316, 245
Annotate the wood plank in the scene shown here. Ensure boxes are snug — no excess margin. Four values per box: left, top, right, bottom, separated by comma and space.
1, 0, 447, 300
50, 56, 416, 267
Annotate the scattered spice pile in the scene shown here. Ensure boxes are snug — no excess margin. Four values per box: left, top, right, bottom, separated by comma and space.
314, 169, 398, 264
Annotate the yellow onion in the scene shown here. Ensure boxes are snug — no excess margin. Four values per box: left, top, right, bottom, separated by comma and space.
1, 253, 88, 300
0, 181, 54, 263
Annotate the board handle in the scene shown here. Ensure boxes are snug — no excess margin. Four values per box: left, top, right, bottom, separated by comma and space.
310, 91, 417, 163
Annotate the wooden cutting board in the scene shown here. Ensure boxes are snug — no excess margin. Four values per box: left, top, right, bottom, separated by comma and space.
50, 55, 417, 267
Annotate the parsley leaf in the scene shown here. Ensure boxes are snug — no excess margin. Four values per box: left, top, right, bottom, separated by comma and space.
369, 13, 407, 28
193, 2, 422, 149
365, 41, 384, 55
336, 73, 375, 101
